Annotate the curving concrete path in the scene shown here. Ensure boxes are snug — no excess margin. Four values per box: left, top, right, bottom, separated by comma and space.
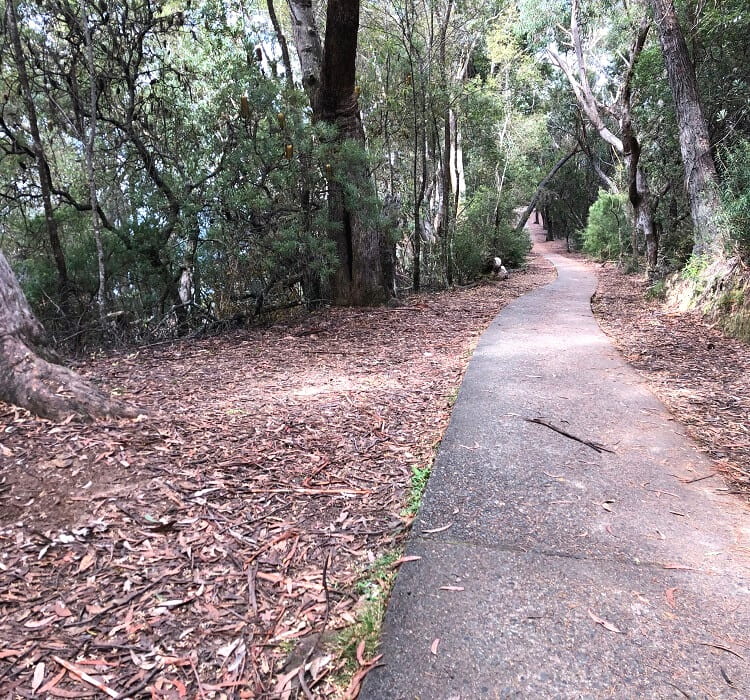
361, 230, 750, 699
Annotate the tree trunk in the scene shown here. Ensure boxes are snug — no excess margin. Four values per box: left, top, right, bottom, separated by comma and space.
286, 0, 323, 106
440, 109, 453, 286
620, 19, 659, 275
437, 0, 453, 286
622, 116, 659, 274
650, 0, 727, 259
550, 2, 659, 274
267, 0, 294, 90
314, 0, 391, 304
0, 251, 137, 421
81, 2, 107, 323
6, 0, 71, 310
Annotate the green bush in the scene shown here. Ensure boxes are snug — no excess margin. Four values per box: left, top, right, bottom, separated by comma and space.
581, 190, 630, 261
719, 139, 750, 257
453, 187, 531, 282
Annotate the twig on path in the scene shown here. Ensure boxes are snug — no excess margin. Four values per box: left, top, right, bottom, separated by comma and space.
63, 581, 158, 628
683, 472, 718, 484
696, 641, 745, 660
524, 417, 615, 454
247, 564, 258, 616
0, 643, 37, 684
115, 665, 162, 699
189, 655, 209, 700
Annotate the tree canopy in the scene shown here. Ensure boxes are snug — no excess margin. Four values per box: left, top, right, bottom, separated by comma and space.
1, 0, 748, 350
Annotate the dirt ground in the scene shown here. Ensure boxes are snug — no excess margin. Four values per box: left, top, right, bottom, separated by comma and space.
2, 229, 748, 698
0, 254, 555, 699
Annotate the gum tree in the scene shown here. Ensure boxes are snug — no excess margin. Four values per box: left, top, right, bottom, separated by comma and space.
0, 250, 136, 420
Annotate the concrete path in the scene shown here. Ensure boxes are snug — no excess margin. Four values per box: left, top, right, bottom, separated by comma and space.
361, 231, 750, 699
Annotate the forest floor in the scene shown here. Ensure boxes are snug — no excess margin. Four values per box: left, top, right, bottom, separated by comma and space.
0, 257, 555, 699
1, 231, 749, 699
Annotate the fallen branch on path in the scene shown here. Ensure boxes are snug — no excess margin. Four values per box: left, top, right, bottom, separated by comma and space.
524, 417, 615, 454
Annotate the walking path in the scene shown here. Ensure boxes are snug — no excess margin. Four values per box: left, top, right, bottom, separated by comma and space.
361, 224, 750, 699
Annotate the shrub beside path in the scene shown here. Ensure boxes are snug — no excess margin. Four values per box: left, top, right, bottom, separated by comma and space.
362, 223, 750, 699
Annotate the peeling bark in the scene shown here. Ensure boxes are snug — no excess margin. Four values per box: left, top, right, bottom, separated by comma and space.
286, 0, 323, 105
0, 251, 137, 421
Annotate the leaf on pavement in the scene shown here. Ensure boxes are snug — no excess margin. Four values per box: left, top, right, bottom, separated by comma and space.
390, 555, 421, 568
587, 609, 623, 633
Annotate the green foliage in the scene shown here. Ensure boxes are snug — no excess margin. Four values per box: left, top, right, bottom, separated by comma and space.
582, 191, 630, 261
453, 188, 531, 282
645, 280, 666, 300
7, 0, 743, 344
681, 254, 710, 282
336, 549, 401, 675
719, 139, 750, 256
403, 463, 432, 517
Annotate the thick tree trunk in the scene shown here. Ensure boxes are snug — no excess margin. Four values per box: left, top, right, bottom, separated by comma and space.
622, 117, 659, 274
650, 0, 727, 259
314, 0, 391, 305
0, 251, 137, 421
619, 21, 659, 276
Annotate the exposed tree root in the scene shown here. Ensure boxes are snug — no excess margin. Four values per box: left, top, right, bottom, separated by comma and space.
1, 249, 138, 421
1, 336, 138, 422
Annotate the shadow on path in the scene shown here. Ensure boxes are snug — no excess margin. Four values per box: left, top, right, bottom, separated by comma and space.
361, 219, 750, 699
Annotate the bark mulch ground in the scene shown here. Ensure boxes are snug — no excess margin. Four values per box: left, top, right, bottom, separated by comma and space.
0, 255, 555, 700
591, 262, 750, 501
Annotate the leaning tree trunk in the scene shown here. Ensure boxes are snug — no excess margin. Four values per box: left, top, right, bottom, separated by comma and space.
0, 250, 137, 421
6, 0, 71, 310
515, 148, 580, 234
650, 0, 727, 259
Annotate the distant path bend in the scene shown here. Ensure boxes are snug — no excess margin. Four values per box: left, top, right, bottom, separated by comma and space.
362, 225, 750, 699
